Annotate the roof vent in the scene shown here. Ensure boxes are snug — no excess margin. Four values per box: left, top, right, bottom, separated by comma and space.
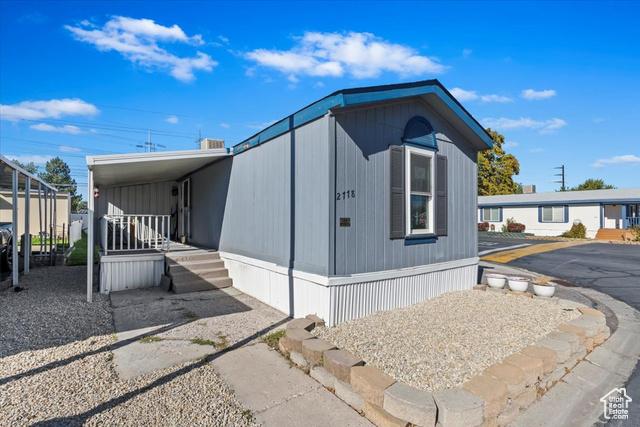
200, 138, 224, 150
523, 185, 536, 194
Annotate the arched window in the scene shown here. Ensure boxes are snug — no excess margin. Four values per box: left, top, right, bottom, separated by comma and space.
403, 116, 437, 149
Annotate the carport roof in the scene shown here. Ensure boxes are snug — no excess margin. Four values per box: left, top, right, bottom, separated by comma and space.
479, 188, 640, 207
87, 149, 229, 187
0, 155, 57, 191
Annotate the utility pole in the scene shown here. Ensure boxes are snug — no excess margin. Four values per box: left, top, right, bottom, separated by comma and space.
136, 130, 165, 152
554, 165, 566, 191
195, 130, 202, 148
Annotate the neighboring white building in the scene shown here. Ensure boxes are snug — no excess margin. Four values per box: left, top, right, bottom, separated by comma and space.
478, 188, 640, 239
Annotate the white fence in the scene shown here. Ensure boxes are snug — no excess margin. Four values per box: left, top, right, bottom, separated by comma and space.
100, 214, 170, 254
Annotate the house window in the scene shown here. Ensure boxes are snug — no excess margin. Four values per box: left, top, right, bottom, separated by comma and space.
405, 146, 434, 235
541, 206, 565, 222
483, 207, 501, 222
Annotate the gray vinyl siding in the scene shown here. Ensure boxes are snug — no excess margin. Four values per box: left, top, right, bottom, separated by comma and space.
190, 116, 330, 274
96, 181, 175, 217
333, 100, 478, 275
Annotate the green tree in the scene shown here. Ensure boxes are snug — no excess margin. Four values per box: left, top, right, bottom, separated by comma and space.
570, 179, 615, 191
11, 159, 39, 175
38, 157, 84, 211
478, 128, 521, 195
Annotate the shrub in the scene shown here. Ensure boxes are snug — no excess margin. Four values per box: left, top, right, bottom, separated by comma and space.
501, 217, 516, 233
507, 222, 526, 233
478, 222, 490, 232
561, 222, 587, 239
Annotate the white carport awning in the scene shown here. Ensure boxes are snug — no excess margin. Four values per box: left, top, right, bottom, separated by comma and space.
87, 148, 229, 187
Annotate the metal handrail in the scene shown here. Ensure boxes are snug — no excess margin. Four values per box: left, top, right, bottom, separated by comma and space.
100, 214, 170, 255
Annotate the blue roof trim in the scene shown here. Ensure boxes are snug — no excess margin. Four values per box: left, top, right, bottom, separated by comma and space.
231, 80, 493, 155
479, 198, 640, 208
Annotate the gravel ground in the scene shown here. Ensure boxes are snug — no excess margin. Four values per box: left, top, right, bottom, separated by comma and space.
0, 266, 259, 426
314, 290, 580, 392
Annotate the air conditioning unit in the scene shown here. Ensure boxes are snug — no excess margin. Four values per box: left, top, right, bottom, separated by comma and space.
523, 185, 536, 194
200, 138, 224, 150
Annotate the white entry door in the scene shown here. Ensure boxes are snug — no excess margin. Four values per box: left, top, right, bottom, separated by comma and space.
178, 179, 191, 240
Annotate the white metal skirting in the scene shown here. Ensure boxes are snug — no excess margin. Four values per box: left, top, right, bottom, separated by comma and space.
99, 254, 165, 293
220, 252, 478, 326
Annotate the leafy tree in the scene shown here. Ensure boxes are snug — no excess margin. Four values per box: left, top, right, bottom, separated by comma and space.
38, 157, 84, 211
11, 159, 39, 175
478, 128, 521, 195
570, 179, 615, 191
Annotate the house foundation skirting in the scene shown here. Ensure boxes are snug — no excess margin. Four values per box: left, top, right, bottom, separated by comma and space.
219, 252, 478, 326
100, 253, 165, 293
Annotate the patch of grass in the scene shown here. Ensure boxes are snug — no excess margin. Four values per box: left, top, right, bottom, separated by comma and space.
216, 334, 229, 350
241, 410, 253, 421
182, 310, 198, 319
261, 329, 286, 350
195, 321, 207, 326
66, 233, 99, 266
171, 301, 179, 305
139, 335, 164, 343
191, 338, 217, 347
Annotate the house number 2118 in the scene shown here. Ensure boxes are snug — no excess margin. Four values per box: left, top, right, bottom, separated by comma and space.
336, 190, 355, 201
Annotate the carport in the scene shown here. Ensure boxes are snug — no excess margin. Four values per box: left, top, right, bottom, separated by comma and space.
0, 155, 58, 286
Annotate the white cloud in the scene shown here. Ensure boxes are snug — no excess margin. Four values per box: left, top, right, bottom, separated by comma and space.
450, 87, 478, 101
29, 123, 83, 134
10, 155, 52, 165
246, 31, 447, 80
450, 87, 512, 103
0, 98, 99, 122
591, 154, 640, 168
530, 148, 545, 153
246, 120, 277, 130
59, 145, 82, 152
503, 141, 519, 149
220, 123, 230, 128
218, 35, 229, 44
480, 94, 513, 103
482, 117, 567, 134
521, 89, 556, 100
462, 48, 472, 58
593, 117, 605, 124
65, 16, 216, 82
314, 81, 325, 88
165, 115, 179, 124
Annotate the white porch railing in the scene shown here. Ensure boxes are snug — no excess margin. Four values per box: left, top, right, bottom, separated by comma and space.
100, 214, 170, 255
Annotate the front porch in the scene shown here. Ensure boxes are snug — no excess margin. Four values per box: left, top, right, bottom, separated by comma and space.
596, 203, 640, 241
86, 149, 229, 301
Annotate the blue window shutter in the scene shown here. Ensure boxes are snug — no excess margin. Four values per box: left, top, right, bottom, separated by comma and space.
389, 146, 405, 239
436, 155, 448, 236
538, 206, 542, 222
480, 208, 484, 221
499, 207, 503, 222
564, 205, 569, 223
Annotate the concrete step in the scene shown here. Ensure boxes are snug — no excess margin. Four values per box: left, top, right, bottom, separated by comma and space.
166, 251, 220, 263
172, 277, 233, 294
168, 259, 226, 273
170, 267, 229, 281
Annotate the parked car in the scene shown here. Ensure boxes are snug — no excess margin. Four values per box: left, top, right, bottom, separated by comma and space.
0, 222, 12, 274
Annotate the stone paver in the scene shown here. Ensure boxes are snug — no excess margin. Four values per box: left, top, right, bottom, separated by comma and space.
302, 338, 336, 365
483, 363, 526, 398
310, 366, 335, 389
285, 328, 314, 353
383, 382, 436, 427
547, 330, 579, 353
568, 317, 598, 337
462, 375, 508, 420
287, 318, 315, 331
334, 379, 365, 411
305, 314, 326, 328
521, 345, 558, 374
535, 336, 571, 363
363, 401, 409, 427
503, 353, 543, 386
351, 366, 396, 407
557, 323, 586, 344
433, 388, 484, 427
324, 349, 365, 383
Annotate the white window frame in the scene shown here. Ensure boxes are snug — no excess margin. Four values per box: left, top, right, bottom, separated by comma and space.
483, 207, 501, 222
541, 206, 564, 223
405, 146, 435, 236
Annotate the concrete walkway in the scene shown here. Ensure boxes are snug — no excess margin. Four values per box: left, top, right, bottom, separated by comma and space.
110, 286, 370, 426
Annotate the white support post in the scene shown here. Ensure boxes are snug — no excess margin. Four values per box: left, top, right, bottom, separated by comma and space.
87, 168, 94, 303
38, 183, 43, 255
44, 187, 48, 255
12, 169, 19, 286
24, 178, 30, 274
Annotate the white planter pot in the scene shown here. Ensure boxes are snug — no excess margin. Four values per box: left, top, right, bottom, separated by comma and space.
486, 274, 507, 288
533, 283, 556, 297
508, 277, 530, 292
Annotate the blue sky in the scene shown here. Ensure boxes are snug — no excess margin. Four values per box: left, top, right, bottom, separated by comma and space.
1, 1, 639, 200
